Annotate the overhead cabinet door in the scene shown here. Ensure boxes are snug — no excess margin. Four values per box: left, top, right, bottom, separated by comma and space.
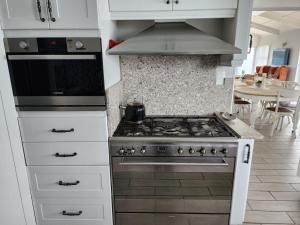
173, 0, 238, 10
49, 0, 98, 29
0, 0, 49, 29
109, 0, 172, 12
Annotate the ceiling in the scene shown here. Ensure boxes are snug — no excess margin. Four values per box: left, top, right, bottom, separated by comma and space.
251, 11, 300, 36
251, 0, 300, 36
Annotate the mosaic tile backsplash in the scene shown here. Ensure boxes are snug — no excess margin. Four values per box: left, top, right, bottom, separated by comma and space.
120, 55, 233, 116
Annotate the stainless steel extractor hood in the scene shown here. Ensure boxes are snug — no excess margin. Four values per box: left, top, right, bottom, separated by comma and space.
107, 22, 241, 56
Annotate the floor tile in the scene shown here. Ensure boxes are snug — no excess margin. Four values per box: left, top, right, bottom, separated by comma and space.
248, 200, 300, 211
291, 184, 300, 191
257, 176, 300, 184
271, 192, 300, 201
249, 183, 295, 192
287, 212, 300, 224
244, 211, 293, 224
252, 164, 298, 170
250, 176, 261, 183
248, 191, 275, 200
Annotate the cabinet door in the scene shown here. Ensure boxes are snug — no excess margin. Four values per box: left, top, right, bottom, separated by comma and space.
49, 0, 98, 29
109, 0, 172, 12
0, 0, 49, 29
0, 93, 26, 225
173, 0, 238, 10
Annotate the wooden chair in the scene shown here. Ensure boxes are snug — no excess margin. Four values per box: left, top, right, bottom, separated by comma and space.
234, 96, 251, 119
263, 88, 300, 137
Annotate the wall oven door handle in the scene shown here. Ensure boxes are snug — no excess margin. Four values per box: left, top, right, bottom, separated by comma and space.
7, 55, 96, 60
119, 159, 229, 167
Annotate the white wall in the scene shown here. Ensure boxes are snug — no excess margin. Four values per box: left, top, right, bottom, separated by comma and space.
257, 29, 300, 81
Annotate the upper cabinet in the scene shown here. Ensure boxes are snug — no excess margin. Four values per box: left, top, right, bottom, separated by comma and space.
48, 0, 98, 29
173, 0, 238, 10
109, 0, 172, 12
0, 0, 49, 29
108, 0, 238, 20
0, 0, 99, 30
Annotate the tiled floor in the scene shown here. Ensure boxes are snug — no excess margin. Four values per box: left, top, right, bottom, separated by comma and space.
242, 117, 300, 225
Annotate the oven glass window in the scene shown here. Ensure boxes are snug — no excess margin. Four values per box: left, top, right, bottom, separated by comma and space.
113, 157, 234, 216
8, 56, 104, 96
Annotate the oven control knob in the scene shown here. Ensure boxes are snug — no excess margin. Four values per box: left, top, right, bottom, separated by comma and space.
189, 148, 195, 154
141, 148, 146, 154
19, 41, 29, 49
221, 148, 228, 154
75, 41, 84, 49
211, 148, 217, 155
130, 148, 136, 154
199, 148, 206, 155
119, 148, 125, 155
178, 148, 184, 155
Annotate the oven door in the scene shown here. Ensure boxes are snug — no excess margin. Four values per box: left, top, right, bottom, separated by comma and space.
7, 54, 105, 107
112, 157, 235, 225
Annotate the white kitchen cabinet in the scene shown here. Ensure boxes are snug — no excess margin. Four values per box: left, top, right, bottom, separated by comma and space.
109, 0, 172, 12
0, 0, 49, 29
18, 115, 108, 142
0, 92, 27, 225
24, 142, 109, 166
0, 0, 98, 30
173, 0, 238, 10
29, 166, 111, 198
108, 0, 238, 19
49, 0, 98, 29
33, 198, 112, 225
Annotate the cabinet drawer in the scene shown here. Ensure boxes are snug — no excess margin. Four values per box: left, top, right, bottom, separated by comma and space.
33, 198, 113, 225
28, 166, 111, 198
24, 142, 109, 166
109, 0, 172, 12
174, 0, 238, 10
18, 116, 108, 142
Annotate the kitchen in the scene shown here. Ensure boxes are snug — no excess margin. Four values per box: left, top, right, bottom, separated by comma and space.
0, 1, 298, 225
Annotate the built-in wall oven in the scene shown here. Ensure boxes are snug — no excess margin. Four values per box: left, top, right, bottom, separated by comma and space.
5, 37, 105, 111
111, 142, 237, 225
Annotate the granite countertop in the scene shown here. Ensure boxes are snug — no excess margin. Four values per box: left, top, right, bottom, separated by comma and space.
216, 113, 264, 140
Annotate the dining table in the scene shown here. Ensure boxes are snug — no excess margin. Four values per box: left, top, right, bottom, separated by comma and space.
234, 80, 281, 128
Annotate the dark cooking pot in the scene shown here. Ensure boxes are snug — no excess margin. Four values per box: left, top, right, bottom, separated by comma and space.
122, 101, 145, 123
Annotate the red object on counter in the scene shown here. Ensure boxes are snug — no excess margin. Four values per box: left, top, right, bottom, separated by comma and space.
109, 39, 123, 49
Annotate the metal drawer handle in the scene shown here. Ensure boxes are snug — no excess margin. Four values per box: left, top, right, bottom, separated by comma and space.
58, 180, 80, 186
243, 144, 251, 164
51, 128, 75, 133
62, 210, 82, 216
36, 0, 46, 22
55, 152, 77, 157
47, 0, 56, 22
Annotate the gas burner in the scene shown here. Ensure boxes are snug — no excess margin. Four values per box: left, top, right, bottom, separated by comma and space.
113, 116, 235, 138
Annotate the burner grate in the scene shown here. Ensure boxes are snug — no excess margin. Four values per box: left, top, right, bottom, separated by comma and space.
113, 117, 234, 137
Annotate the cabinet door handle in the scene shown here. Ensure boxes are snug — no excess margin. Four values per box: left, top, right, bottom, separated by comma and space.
47, 0, 56, 22
55, 152, 77, 157
58, 180, 80, 186
36, 0, 46, 22
51, 128, 75, 133
174, 0, 179, 4
62, 210, 82, 216
166, 0, 170, 4
243, 144, 251, 164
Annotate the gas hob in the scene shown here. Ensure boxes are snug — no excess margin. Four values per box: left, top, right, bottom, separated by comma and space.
113, 116, 236, 138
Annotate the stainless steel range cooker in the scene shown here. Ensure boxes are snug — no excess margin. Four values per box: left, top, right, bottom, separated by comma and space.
110, 116, 245, 225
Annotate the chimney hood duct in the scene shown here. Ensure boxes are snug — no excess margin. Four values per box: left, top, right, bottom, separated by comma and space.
107, 22, 241, 56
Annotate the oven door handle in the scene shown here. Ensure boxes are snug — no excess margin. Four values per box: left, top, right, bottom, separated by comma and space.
119, 159, 229, 167
7, 55, 96, 60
